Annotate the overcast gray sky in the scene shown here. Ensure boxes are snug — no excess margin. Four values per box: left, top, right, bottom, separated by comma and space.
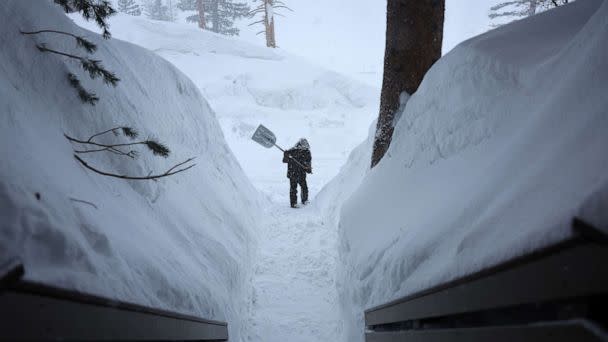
238, 0, 498, 87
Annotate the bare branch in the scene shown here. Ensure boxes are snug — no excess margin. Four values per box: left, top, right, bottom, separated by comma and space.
247, 8, 266, 16
165, 157, 197, 174
87, 127, 121, 142
74, 146, 137, 158
69, 197, 98, 209
37, 44, 82, 59
274, 5, 293, 12
21, 29, 97, 53
74, 155, 196, 180
65, 133, 132, 153
248, 19, 265, 26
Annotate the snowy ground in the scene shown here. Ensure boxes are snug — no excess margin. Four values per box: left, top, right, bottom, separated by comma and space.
67, 11, 371, 342
245, 204, 343, 342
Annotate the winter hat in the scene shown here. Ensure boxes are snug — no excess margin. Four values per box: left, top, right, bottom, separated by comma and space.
295, 138, 310, 150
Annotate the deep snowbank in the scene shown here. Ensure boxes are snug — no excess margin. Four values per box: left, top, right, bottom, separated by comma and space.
69, 13, 380, 205
329, 1, 608, 340
0, 1, 262, 340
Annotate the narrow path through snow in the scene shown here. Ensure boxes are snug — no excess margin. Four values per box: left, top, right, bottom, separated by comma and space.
246, 202, 343, 342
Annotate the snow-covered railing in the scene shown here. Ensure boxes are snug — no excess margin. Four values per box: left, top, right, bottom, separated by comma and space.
0, 263, 228, 341
364, 218, 608, 342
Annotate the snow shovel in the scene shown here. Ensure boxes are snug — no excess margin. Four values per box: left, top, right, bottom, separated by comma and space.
251, 124, 311, 172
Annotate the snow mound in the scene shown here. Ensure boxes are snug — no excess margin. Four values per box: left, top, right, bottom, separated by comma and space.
329, 1, 608, 340
0, 1, 263, 340
70, 13, 380, 204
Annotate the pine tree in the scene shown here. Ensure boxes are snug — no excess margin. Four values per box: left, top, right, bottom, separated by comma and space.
249, 0, 291, 48
178, 0, 207, 29
180, 0, 249, 35
167, 0, 178, 22
144, 0, 174, 21
54, 0, 116, 38
489, 0, 572, 26
117, 0, 142, 16
371, 0, 445, 167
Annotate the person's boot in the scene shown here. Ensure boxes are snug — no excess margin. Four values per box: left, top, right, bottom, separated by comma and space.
291, 203, 298, 208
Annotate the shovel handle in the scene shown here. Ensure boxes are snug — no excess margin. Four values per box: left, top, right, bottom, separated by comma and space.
276, 144, 311, 172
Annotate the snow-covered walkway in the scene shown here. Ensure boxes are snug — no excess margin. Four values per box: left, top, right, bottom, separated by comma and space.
245, 201, 343, 342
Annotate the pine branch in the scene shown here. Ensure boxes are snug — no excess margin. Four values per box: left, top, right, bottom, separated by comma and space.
122, 127, 139, 138
21, 29, 97, 53
74, 155, 196, 180
490, 1, 523, 11
54, 0, 116, 39
145, 140, 170, 157
37, 45, 120, 87
67, 73, 99, 105
81, 58, 120, 86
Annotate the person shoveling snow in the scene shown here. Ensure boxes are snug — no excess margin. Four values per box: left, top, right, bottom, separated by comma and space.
283, 138, 313, 208
252, 125, 313, 208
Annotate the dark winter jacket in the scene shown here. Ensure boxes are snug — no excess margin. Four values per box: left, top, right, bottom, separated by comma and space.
283, 148, 312, 179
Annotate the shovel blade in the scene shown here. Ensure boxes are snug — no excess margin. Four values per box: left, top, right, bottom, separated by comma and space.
251, 125, 277, 148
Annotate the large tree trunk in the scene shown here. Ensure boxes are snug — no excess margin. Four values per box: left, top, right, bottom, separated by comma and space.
196, 0, 206, 29
528, 0, 538, 16
371, 0, 445, 168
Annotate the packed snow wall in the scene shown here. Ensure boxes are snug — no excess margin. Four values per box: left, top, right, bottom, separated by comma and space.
326, 1, 608, 340
0, 1, 263, 340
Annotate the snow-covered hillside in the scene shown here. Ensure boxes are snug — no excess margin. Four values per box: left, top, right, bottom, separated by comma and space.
0, 1, 263, 340
326, 1, 608, 340
70, 14, 379, 205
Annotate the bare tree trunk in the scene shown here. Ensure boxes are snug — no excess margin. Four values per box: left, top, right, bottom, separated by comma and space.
266, 19, 276, 47
196, 0, 206, 29
265, 0, 276, 48
371, 0, 445, 168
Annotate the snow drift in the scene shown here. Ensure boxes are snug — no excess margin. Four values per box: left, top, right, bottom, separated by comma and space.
329, 1, 608, 340
0, 1, 263, 340
69, 13, 380, 205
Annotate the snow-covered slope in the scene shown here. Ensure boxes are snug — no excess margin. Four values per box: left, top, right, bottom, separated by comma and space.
327, 1, 608, 340
0, 1, 262, 340
70, 14, 380, 205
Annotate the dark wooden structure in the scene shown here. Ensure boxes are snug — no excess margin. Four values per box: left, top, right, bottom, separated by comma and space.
0, 261, 228, 341
365, 218, 608, 341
